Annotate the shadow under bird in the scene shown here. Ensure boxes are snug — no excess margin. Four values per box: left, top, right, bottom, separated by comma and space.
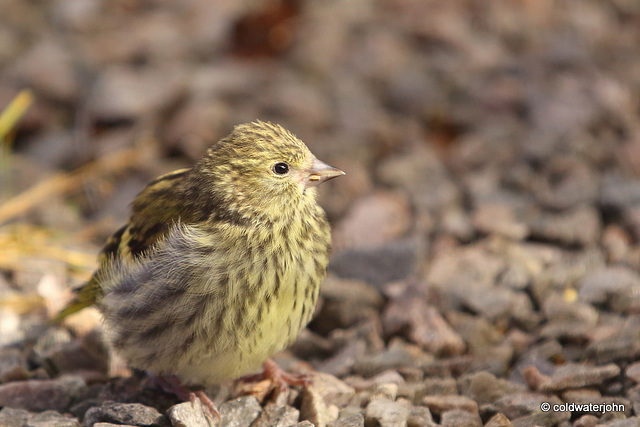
55, 121, 345, 416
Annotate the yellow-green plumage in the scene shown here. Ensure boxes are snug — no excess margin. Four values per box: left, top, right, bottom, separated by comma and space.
56, 121, 343, 385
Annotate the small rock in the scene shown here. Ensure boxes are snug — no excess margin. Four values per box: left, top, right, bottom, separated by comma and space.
540, 363, 620, 392
88, 64, 186, 120
167, 400, 210, 427
527, 206, 601, 247
600, 174, 640, 209
532, 158, 599, 210
290, 422, 315, 427
83, 401, 167, 427
626, 362, 640, 383
587, 315, 640, 363
218, 396, 261, 427
329, 238, 420, 288
0, 376, 86, 412
484, 413, 514, 427
458, 371, 526, 406
365, 398, 411, 427
11, 38, 79, 101
309, 373, 356, 408
316, 340, 367, 378
300, 385, 338, 427
0, 407, 80, 427
578, 266, 640, 307
0, 407, 29, 427
383, 286, 465, 356
422, 377, 458, 396
0, 347, 29, 382
370, 383, 398, 401
472, 203, 528, 240
406, 406, 434, 427
333, 191, 412, 251
311, 276, 384, 335
370, 370, 405, 386
490, 393, 566, 421
352, 340, 433, 378
422, 395, 478, 416
327, 413, 364, 427
440, 408, 482, 427
572, 414, 599, 427
251, 403, 299, 427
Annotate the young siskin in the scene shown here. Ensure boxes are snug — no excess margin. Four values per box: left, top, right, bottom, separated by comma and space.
56, 121, 344, 411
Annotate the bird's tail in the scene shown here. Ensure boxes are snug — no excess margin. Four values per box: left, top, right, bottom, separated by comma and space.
51, 278, 100, 323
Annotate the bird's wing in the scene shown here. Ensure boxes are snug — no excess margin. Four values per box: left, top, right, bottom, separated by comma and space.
54, 168, 196, 321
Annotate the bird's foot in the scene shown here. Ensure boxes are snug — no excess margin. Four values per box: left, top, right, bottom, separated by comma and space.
153, 374, 220, 421
238, 359, 311, 394
262, 359, 311, 391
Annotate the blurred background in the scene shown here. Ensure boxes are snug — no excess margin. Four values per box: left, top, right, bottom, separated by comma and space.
2, 0, 640, 424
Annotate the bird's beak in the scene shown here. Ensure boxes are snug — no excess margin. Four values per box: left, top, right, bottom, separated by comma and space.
304, 157, 345, 188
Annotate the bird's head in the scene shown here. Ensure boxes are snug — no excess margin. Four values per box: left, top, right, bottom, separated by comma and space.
199, 121, 344, 218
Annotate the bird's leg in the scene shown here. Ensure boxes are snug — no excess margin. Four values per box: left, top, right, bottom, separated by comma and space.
153, 374, 220, 420
239, 359, 311, 392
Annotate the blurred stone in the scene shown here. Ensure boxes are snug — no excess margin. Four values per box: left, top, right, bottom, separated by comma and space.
11, 38, 79, 101
0, 376, 86, 412
626, 362, 640, 383
472, 203, 528, 240
327, 413, 364, 427
0, 347, 29, 383
164, 99, 232, 160
218, 396, 261, 427
484, 413, 514, 427
601, 225, 631, 264
88, 64, 186, 120
422, 395, 478, 416
310, 276, 384, 336
489, 393, 567, 423
300, 385, 338, 427
440, 409, 482, 427
572, 414, 599, 427
587, 315, 640, 363
251, 403, 299, 427
0, 407, 80, 427
309, 373, 356, 408
41, 329, 109, 376
352, 340, 433, 378
333, 191, 411, 251
329, 238, 420, 288
383, 285, 465, 356
167, 400, 209, 427
540, 363, 620, 392
600, 174, 640, 210
377, 144, 461, 212
369, 371, 405, 387
406, 406, 435, 427
441, 206, 475, 242
83, 401, 166, 427
539, 293, 599, 342
316, 340, 366, 378
527, 206, 601, 247
578, 266, 640, 308
369, 383, 398, 401
365, 398, 411, 427
458, 371, 526, 406
532, 157, 599, 210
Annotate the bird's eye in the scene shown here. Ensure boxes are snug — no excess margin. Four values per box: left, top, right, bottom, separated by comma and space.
272, 162, 289, 175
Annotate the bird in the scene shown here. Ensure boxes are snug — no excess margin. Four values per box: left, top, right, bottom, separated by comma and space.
55, 120, 344, 415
